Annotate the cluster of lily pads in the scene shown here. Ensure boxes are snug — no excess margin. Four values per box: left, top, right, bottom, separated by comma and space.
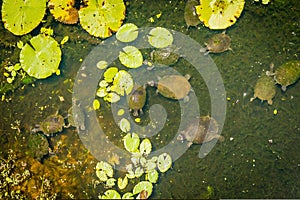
95, 133, 172, 199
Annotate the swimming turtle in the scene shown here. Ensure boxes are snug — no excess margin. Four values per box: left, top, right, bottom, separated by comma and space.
32, 111, 68, 137
184, 0, 201, 29
145, 45, 182, 70
267, 61, 300, 92
177, 115, 224, 147
148, 74, 191, 101
200, 31, 232, 55
251, 64, 276, 105
67, 102, 86, 131
128, 85, 147, 117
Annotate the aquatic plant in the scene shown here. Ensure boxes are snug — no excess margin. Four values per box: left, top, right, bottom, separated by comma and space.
119, 46, 143, 68
119, 118, 131, 133
1, 0, 46, 35
254, 0, 271, 4
148, 27, 174, 48
79, 0, 126, 38
195, 0, 245, 30
116, 23, 139, 43
48, 0, 79, 24
96, 161, 114, 182
123, 133, 140, 153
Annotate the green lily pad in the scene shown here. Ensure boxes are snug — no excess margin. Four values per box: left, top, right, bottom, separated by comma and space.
2, 0, 46, 35
97, 60, 108, 69
96, 87, 108, 98
99, 80, 109, 88
78, 0, 126, 38
145, 160, 157, 172
195, 0, 245, 30
148, 27, 173, 48
101, 189, 121, 199
134, 167, 144, 178
103, 92, 120, 103
111, 70, 134, 96
132, 181, 153, 197
126, 170, 136, 179
119, 118, 131, 132
122, 192, 134, 199
123, 133, 140, 153
157, 153, 172, 173
116, 23, 139, 43
117, 176, 128, 190
119, 46, 143, 69
139, 138, 152, 156
104, 67, 118, 83
20, 34, 62, 79
96, 161, 114, 182
146, 169, 159, 183
106, 178, 116, 188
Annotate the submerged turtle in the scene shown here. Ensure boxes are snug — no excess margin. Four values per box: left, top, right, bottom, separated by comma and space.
27, 132, 50, 161
128, 85, 147, 117
184, 0, 201, 29
200, 31, 232, 55
251, 64, 276, 105
145, 45, 182, 70
267, 61, 300, 92
67, 102, 86, 131
148, 74, 191, 101
177, 115, 224, 147
32, 111, 68, 137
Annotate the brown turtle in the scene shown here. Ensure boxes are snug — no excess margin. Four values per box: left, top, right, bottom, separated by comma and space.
177, 115, 224, 147
148, 74, 191, 101
267, 61, 300, 92
251, 64, 276, 105
128, 85, 147, 117
200, 31, 232, 55
184, 0, 201, 29
67, 103, 86, 131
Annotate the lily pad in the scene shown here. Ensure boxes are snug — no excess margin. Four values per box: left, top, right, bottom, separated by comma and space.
101, 189, 121, 199
116, 23, 139, 42
119, 118, 131, 132
96, 161, 114, 182
97, 60, 108, 69
111, 70, 134, 96
2, 0, 46, 35
148, 27, 173, 48
122, 192, 134, 199
146, 169, 159, 183
104, 67, 118, 83
139, 138, 152, 156
134, 167, 144, 178
118, 176, 128, 190
78, 0, 126, 38
157, 153, 172, 173
48, 0, 79, 24
20, 34, 62, 79
105, 178, 116, 188
123, 133, 140, 153
119, 46, 143, 68
132, 181, 153, 197
103, 92, 120, 103
195, 0, 245, 30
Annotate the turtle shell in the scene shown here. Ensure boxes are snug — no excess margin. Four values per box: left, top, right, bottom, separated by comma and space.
128, 85, 146, 116
67, 104, 86, 131
274, 60, 300, 91
253, 74, 276, 105
206, 32, 231, 53
151, 45, 180, 66
178, 116, 223, 145
39, 114, 65, 136
157, 75, 191, 100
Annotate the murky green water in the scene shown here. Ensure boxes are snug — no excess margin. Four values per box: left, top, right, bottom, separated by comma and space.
1, 0, 299, 199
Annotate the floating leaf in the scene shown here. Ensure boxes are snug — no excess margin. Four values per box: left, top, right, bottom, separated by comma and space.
118, 176, 128, 190
48, 0, 79, 24
97, 60, 108, 69
157, 153, 172, 173
106, 178, 116, 188
119, 46, 143, 68
104, 67, 118, 83
195, 0, 245, 30
122, 192, 134, 199
93, 99, 100, 110
116, 23, 139, 42
132, 181, 153, 197
139, 139, 152, 156
60, 36, 69, 44
20, 34, 62, 79
96, 87, 108, 98
126, 170, 136, 179
123, 133, 140, 153
2, 0, 46, 35
96, 161, 113, 182
134, 167, 144, 178
148, 27, 173, 48
111, 70, 134, 96
117, 109, 125, 116
119, 118, 131, 132
104, 92, 120, 103
78, 0, 126, 38
101, 189, 121, 199
146, 169, 159, 183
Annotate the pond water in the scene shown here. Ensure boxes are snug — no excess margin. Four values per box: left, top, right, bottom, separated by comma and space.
0, 0, 299, 199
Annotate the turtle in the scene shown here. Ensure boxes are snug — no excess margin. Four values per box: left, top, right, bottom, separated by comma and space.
32, 111, 68, 137
200, 31, 232, 55
251, 64, 276, 105
67, 101, 86, 131
27, 132, 50, 161
145, 45, 182, 70
184, 0, 201, 29
128, 85, 147, 117
266, 61, 300, 92
177, 115, 224, 147
148, 74, 191, 101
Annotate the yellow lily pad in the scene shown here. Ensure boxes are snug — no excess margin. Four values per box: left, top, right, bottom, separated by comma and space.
48, 0, 79, 24
132, 181, 153, 197
146, 169, 159, 183
122, 192, 134, 199
96, 161, 113, 182
123, 133, 140, 153
195, 0, 245, 30
104, 92, 120, 103
119, 118, 131, 132
79, 0, 126, 38
101, 190, 121, 199
111, 70, 134, 96
118, 176, 128, 190
116, 23, 139, 43
119, 46, 143, 69
148, 27, 173, 48
139, 138, 152, 156
157, 153, 172, 173
104, 67, 118, 83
